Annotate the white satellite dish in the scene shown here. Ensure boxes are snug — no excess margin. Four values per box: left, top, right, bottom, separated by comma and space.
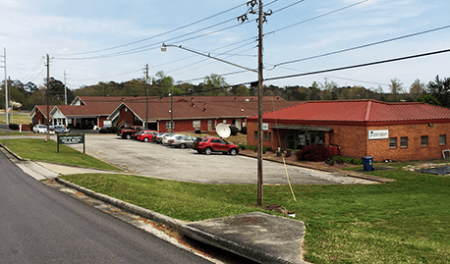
216, 123, 231, 138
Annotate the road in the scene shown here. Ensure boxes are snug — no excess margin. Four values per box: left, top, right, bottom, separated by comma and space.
67, 134, 370, 185
0, 151, 212, 264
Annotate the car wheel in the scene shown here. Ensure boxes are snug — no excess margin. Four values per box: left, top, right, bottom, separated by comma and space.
144, 138, 149, 142
180, 144, 186, 149
230, 148, 237, 156
205, 148, 212, 155
126, 134, 131, 139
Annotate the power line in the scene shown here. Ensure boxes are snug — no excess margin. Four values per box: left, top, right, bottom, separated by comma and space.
271, 24, 450, 68
264, 48, 450, 82
53, 2, 249, 56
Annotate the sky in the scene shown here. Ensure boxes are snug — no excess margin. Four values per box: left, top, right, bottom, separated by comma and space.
1, 0, 449, 93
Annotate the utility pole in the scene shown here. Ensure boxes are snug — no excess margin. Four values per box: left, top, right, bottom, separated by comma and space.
170, 86, 173, 134
46, 54, 50, 140
257, 0, 264, 207
145, 64, 149, 129
2, 48, 9, 125
64, 71, 67, 105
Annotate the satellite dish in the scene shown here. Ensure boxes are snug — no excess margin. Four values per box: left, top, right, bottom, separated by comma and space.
216, 123, 231, 138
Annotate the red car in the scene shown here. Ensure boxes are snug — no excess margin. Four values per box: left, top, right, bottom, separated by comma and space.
136, 131, 158, 142
193, 137, 239, 156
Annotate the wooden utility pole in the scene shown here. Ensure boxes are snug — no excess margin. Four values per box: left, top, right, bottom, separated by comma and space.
145, 64, 149, 129
46, 54, 50, 140
3, 48, 8, 126
257, 0, 264, 206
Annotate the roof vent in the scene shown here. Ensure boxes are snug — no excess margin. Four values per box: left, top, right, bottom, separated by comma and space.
245, 99, 250, 102
234, 97, 238, 101
191, 103, 195, 107
241, 109, 244, 112
203, 108, 207, 112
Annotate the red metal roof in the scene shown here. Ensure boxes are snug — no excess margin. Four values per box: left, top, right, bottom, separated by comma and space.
249, 100, 450, 124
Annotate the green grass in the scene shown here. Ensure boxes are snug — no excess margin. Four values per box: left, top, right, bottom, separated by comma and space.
0, 139, 121, 171
0, 113, 31, 124
61, 169, 450, 264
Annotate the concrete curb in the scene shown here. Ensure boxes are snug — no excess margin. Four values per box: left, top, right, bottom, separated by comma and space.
0, 143, 29, 161
55, 178, 185, 230
239, 152, 394, 183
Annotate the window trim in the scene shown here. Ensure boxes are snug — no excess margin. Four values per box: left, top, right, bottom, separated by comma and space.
400, 137, 408, 148
439, 134, 446, 145
421, 136, 428, 147
389, 137, 397, 149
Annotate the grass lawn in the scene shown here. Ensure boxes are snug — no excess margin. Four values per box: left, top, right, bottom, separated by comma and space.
0, 112, 31, 125
61, 168, 450, 264
0, 139, 121, 171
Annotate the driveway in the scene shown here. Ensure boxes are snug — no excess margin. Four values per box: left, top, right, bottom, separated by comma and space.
65, 134, 372, 185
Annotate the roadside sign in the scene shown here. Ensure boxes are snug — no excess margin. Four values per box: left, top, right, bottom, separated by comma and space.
57, 133, 85, 153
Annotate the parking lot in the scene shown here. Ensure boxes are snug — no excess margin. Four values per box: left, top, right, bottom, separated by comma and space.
67, 134, 373, 185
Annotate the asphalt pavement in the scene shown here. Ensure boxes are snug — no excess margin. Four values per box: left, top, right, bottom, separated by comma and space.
0, 149, 214, 264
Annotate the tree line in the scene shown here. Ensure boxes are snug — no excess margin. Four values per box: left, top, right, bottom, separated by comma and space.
1, 71, 449, 111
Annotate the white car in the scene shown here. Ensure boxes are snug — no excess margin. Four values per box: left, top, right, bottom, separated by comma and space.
33, 124, 48, 133
161, 134, 179, 145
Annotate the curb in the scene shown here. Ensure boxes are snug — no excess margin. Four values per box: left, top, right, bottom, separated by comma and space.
0, 143, 29, 161
238, 152, 394, 184
55, 178, 184, 230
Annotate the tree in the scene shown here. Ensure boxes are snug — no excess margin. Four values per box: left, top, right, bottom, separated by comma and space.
203, 74, 228, 96
408, 79, 425, 102
154, 71, 174, 97
235, 85, 250, 96
415, 94, 440, 106
389, 78, 403, 102
427, 75, 450, 107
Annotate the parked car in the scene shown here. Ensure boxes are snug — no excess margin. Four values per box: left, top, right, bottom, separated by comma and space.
152, 133, 168, 144
193, 137, 239, 156
167, 135, 197, 149
137, 131, 158, 142
52, 125, 70, 133
117, 126, 144, 139
161, 134, 177, 145
33, 124, 48, 133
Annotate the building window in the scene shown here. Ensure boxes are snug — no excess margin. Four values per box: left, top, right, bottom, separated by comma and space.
389, 137, 397, 148
264, 132, 268, 140
269, 132, 272, 141
440, 135, 446, 145
421, 136, 428, 146
400, 137, 408, 148
254, 131, 258, 140
193, 120, 201, 128
166, 121, 173, 129
223, 119, 227, 124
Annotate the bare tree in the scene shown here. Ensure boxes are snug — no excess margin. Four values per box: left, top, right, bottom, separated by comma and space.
389, 78, 403, 102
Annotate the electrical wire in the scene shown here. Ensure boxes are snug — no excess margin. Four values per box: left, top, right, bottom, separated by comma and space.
264, 48, 450, 82
53, 2, 249, 56
271, 25, 450, 68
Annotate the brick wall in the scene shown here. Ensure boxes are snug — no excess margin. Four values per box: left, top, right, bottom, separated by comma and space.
246, 120, 450, 161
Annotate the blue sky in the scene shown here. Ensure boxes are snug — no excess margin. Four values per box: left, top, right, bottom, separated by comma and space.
1, 0, 449, 92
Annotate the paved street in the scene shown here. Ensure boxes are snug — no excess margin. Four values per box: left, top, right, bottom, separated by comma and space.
0, 150, 213, 264
67, 134, 371, 185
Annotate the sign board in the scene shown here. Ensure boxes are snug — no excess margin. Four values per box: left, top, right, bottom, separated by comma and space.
368, 130, 389, 140
262, 123, 269, 131
57, 133, 85, 153
103, 120, 112, 128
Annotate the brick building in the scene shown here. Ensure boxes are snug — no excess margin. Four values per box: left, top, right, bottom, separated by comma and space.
246, 100, 450, 161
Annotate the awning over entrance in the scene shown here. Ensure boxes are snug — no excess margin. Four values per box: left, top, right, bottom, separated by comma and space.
270, 125, 333, 132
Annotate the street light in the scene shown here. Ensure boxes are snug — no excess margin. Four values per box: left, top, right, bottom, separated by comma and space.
161, 35, 265, 206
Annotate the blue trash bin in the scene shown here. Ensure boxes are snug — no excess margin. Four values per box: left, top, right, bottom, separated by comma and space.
362, 156, 374, 171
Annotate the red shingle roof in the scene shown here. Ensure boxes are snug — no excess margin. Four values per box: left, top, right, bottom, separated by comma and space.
249, 100, 450, 124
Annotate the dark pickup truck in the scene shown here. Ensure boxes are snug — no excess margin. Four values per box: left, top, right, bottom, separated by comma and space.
117, 126, 144, 139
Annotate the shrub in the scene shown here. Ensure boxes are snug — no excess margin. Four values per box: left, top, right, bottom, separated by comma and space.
230, 126, 239, 136
263, 146, 273, 152
240, 127, 247, 134
9, 123, 19, 130
331, 155, 363, 165
296, 145, 331, 162
238, 144, 246, 150
245, 145, 257, 151
99, 126, 119, 134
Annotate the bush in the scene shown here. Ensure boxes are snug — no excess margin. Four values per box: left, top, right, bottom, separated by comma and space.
230, 126, 239, 136
99, 126, 119, 134
295, 145, 331, 162
238, 144, 246, 150
240, 127, 247, 134
331, 155, 363, 165
263, 146, 273, 152
9, 123, 19, 130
